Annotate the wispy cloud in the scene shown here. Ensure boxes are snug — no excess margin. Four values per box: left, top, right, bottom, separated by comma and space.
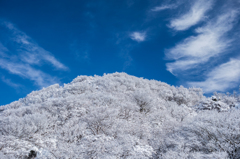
0, 21, 67, 87
188, 58, 240, 93
0, 58, 58, 87
169, 0, 213, 31
0, 42, 9, 57
151, 4, 177, 12
130, 32, 146, 42
2, 21, 68, 70
1, 76, 22, 88
166, 11, 237, 74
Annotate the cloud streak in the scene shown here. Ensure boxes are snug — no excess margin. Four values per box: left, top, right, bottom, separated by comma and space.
1, 76, 22, 88
0, 58, 58, 87
188, 58, 240, 93
166, 11, 237, 74
169, 0, 213, 31
3, 22, 68, 70
0, 21, 67, 87
164, 0, 240, 93
151, 4, 177, 12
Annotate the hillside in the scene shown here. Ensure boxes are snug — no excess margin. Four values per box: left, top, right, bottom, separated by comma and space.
0, 73, 239, 159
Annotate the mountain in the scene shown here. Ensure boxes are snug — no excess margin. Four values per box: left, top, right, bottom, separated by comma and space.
0, 73, 239, 159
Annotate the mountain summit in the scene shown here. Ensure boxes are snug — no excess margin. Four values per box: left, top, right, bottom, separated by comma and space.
0, 73, 239, 158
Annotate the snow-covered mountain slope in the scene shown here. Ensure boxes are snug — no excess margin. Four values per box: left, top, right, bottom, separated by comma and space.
0, 73, 239, 159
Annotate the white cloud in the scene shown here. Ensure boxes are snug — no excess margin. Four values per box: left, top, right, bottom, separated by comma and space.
0, 42, 9, 58
169, 0, 213, 31
166, 59, 201, 74
1, 76, 22, 88
0, 58, 58, 87
0, 21, 66, 87
166, 11, 237, 74
188, 58, 240, 93
151, 4, 177, 12
130, 32, 146, 42
2, 22, 68, 70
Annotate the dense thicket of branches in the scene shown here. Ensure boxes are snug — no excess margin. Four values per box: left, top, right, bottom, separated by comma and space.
0, 73, 239, 158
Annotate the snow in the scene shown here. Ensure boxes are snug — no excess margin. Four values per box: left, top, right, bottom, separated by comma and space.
0, 72, 239, 158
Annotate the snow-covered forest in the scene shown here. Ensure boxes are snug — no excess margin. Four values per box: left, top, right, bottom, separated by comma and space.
0, 73, 240, 159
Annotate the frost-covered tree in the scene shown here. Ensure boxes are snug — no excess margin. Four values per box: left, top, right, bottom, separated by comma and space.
0, 72, 239, 158
160, 109, 240, 159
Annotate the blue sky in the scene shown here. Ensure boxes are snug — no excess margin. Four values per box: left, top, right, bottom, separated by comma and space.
0, 0, 240, 105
